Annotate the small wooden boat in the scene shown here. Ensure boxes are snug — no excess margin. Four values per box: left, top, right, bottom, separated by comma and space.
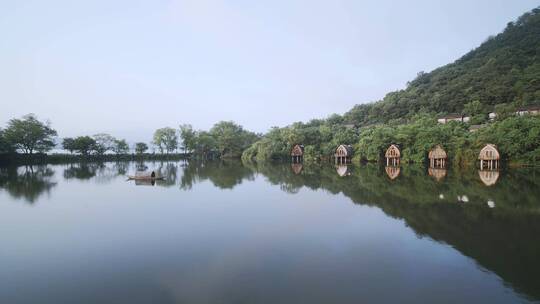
127, 170, 164, 180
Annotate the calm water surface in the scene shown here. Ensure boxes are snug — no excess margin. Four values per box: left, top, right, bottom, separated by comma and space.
0, 161, 539, 304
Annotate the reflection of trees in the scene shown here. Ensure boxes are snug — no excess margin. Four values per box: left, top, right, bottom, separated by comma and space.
0, 165, 57, 204
113, 162, 128, 176
62, 162, 129, 184
180, 160, 254, 190
155, 162, 178, 187
63, 163, 101, 180
251, 162, 540, 302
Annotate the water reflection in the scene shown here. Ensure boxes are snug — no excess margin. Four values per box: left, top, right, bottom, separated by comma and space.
1, 161, 540, 301
479, 170, 500, 186
247, 163, 540, 302
135, 179, 156, 186
63, 163, 101, 180
428, 167, 447, 181
336, 164, 351, 177
155, 162, 177, 187
291, 163, 303, 175
0, 165, 56, 203
385, 166, 400, 180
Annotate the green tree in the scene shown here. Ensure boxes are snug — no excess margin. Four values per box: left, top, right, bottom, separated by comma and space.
210, 121, 258, 157
113, 139, 129, 154
153, 127, 178, 154
464, 100, 484, 116
3, 114, 57, 155
135, 142, 148, 154
72, 136, 97, 155
179, 124, 197, 153
62, 138, 76, 154
93, 133, 116, 155
494, 103, 516, 121
195, 131, 217, 158
0, 128, 14, 153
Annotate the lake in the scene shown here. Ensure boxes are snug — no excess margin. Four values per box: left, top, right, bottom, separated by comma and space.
1, 160, 539, 304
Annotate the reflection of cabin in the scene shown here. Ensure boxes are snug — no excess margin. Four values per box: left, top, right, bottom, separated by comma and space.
478, 144, 500, 170
336, 165, 350, 177
428, 167, 447, 181
385, 144, 401, 166
385, 166, 400, 180
479, 170, 500, 186
291, 163, 303, 175
291, 144, 304, 163
437, 114, 470, 124
428, 145, 447, 168
334, 145, 353, 164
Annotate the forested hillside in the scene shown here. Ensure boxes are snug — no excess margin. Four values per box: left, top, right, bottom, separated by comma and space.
343, 7, 540, 125
242, 7, 540, 165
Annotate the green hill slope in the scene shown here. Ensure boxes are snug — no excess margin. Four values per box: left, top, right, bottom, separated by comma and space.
344, 7, 540, 126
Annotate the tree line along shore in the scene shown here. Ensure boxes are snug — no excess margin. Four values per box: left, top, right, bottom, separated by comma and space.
0, 111, 539, 167
2, 8, 540, 166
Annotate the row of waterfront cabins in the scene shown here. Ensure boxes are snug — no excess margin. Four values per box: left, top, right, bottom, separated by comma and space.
290, 144, 500, 169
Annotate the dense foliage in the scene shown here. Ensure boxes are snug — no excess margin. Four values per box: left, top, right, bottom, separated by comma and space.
0, 128, 14, 154
474, 116, 540, 163
62, 134, 131, 156
180, 121, 259, 158
242, 117, 358, 162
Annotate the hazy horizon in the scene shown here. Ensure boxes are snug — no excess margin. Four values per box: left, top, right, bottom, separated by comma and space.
1, 0, 538, 144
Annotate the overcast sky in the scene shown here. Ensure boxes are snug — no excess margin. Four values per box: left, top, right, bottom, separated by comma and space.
1, 0, 538, 143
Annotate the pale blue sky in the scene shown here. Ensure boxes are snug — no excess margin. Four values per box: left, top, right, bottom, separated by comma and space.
1, 0, 538, 143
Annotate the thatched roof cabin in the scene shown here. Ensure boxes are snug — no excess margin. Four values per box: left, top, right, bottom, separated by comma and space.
335, 145, 353, 157
291, 144, 304, 156
385, 144, 401, 166
335, 145, 353, 164
478, 144, 500, 170
478, 144, 500, 160
385, 144, 400, 158
428, 145, 447, 160
428, 145, 447, 168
